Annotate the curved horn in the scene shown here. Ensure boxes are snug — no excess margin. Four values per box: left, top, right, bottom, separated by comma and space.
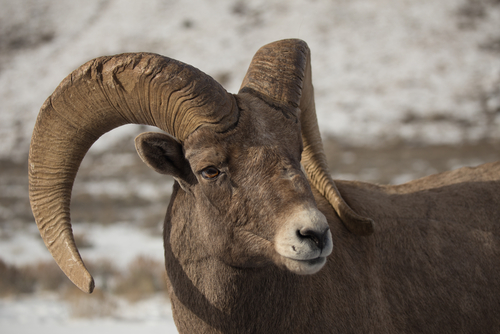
29, 53, 238, 293
239, 39, 374, 236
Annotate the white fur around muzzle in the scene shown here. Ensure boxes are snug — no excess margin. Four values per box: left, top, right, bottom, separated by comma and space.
275, 206, 333, 275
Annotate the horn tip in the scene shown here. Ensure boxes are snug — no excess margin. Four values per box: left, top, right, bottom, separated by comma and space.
71, 269, 95, 294
78, 275, 95, 294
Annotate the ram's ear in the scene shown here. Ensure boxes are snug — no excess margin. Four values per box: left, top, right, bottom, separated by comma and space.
135, 132, 196, 190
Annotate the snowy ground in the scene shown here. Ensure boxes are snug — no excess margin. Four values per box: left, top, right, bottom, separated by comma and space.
1, 0, 500, 333
0, 223, 179, 333
0, 223, 164, 269
0, 293, 178, 334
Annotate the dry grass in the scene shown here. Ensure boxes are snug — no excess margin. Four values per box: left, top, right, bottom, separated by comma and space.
23, 260, 71, 291
113, 256, 166, 302
73, 232, 93, 249
0, 258, 72, 296
63, 286, 118, 318
60, 256, 167, 317
0, 254, 167, 316
0, 258, 36, 296
61, 256, 167, 317
0, 255, 168, 318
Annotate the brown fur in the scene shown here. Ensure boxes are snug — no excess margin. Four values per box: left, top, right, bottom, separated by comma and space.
142, 93, 500, 333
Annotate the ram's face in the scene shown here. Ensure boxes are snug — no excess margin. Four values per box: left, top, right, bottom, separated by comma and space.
177, 95, 333, 274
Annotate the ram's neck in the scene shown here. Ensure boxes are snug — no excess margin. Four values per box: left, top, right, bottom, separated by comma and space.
163, 184, 321, 333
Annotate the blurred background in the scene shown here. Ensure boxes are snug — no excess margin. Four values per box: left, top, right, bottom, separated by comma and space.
0, 0, 499, 332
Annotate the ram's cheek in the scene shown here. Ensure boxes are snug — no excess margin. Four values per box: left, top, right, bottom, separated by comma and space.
217, 230, 275, 268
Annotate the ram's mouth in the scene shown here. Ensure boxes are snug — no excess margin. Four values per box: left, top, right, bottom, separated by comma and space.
302, 256, 326, 266
281, 255, 327, 275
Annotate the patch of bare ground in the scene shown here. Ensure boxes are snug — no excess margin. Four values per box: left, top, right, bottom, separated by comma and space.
0, 255, 166, 317
324, 139, 500, 185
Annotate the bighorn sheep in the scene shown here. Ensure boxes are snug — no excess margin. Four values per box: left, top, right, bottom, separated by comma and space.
29, 39, 500, 333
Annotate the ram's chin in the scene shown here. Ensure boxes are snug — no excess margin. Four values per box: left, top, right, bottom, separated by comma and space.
282, 256, 327, 275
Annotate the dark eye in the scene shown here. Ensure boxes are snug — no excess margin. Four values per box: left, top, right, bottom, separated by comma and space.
201, 167, 220, 180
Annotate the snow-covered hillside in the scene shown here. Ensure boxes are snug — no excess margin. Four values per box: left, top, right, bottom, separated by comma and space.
1, 0, 499, 162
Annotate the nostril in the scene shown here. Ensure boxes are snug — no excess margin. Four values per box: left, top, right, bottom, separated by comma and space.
297, 228, 328, 250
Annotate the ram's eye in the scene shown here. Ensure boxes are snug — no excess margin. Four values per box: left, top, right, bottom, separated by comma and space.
201, 167, 220, 180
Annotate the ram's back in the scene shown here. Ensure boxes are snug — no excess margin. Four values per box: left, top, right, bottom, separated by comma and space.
325, 161, 500, 333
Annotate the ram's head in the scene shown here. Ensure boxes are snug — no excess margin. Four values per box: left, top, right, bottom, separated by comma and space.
29, 39, 373, 293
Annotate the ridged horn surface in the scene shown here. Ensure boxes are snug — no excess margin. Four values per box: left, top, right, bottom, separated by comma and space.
240, 39, 374, 236
29, 53, 238, 293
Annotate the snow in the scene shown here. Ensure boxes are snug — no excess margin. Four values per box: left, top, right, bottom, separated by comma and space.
1, 321, 178, 334
0, 294, 178, 334
0, 223, 164, 269
75, 223, 164, 270
1, 0, 500, 162
0, 228, 53, 266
